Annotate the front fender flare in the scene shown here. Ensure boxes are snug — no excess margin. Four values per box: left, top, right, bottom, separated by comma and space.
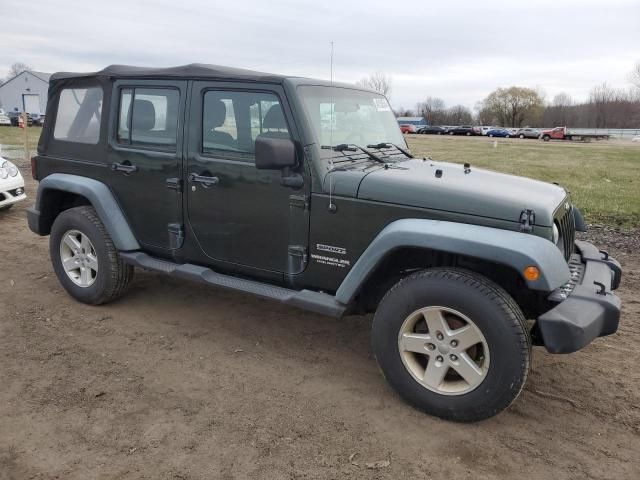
334, 219, 570, 304
28, 173, 140, 251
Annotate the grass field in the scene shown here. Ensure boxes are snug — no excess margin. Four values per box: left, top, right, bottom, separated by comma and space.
0, 125, 41, 159
1, 126, 638, 227
406, 135, 640, 228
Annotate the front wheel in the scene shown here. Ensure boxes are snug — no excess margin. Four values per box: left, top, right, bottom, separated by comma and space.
372, 268, 530, 422
50, 206, 134, 305
519, 134, 525, 139
543, 135, 550, 141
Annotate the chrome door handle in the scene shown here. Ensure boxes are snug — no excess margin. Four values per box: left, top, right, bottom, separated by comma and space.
111, 162, 138, 174
189, 173, 219, 188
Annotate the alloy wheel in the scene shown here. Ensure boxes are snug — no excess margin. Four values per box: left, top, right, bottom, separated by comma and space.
59, 229, 99, 287
398, 306, 490, 395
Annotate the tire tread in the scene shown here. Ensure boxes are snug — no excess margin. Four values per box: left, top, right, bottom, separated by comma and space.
374, 267, 530, 422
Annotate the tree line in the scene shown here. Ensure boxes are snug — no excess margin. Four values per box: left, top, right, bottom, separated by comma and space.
361, 60, 640, 128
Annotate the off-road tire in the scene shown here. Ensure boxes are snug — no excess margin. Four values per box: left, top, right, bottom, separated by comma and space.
372, 268, 530, 422
50, 206, 134, 305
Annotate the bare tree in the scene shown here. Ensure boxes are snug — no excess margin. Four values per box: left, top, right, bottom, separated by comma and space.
446, 105, 473, 125
356, 72, 392, 97
8, 62, 32, 78
415, 97, 446, 124
629, 60, 640, 90
552, 92, 573, 107
479, 87, 544, 127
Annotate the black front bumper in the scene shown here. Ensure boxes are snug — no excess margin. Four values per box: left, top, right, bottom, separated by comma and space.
537, 240, 622, 354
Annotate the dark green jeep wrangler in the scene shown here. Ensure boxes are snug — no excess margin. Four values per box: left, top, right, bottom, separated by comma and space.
27, 64, 622, 422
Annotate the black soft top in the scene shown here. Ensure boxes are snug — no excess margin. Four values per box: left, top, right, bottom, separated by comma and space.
50, 63, 295, 84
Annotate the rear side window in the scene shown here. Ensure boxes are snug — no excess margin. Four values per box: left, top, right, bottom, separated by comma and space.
117, 87, 179, 149
53, 87, 103, 144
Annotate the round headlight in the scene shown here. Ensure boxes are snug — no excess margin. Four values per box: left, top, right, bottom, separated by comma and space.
1, 160, 18, 177
552, 223, 560, 245
6, 162, 18, 177
0, 167, 7, 180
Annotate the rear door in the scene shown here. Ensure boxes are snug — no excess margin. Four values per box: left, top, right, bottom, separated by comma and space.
107, 80, 187, 252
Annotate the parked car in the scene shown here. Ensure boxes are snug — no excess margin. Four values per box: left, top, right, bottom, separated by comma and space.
479, 126, 497, 136
0, 113, 11, 126
417, 125, 447, 135
397, 117, 428, 133
400, 124, 418, 134
514, 128, 541, 139
486, 128, 511, 138
447, 125, 477, 136
7, 111, 34, 127
29, 113, 45, 126
0, 156, 27, 211
28, 64, 622, 423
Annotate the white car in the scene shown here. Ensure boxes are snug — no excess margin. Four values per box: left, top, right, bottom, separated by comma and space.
0, 157, 26, 211
0, 114, 11, 126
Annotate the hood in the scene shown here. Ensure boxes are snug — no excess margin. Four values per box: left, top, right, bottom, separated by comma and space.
356, 159, 567, 227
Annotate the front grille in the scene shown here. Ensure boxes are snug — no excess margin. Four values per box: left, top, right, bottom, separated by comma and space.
548, 253, 584, 301
555, 202, 576, 261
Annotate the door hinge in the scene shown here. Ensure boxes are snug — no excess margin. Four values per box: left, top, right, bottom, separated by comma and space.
166, 177, 182, 193
288, 245, 308, 262
519, 209, 535, 233
168, 223, 184, 249
289, 194, 309, 210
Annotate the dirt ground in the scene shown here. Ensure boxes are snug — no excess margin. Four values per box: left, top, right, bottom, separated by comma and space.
1, 175, 639, 480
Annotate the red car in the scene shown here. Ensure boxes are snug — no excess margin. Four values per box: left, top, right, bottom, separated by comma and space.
400, 124, 418, 134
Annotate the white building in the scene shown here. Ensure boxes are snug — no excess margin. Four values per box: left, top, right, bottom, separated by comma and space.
0, 70, 51, 114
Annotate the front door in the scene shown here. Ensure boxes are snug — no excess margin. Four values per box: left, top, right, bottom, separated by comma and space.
186, 82, 307, 274
107, 80, 186, 251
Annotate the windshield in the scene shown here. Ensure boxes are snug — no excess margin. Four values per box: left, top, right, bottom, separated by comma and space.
297, 85, 406, 152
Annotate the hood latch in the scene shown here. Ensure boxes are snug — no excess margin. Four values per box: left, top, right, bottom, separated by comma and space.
519, 209, 535, 233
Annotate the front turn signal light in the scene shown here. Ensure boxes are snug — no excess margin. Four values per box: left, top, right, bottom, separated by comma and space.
523, 266, 540, 281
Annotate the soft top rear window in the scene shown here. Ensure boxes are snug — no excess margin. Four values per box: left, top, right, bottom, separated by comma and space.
53, 87, 103, 144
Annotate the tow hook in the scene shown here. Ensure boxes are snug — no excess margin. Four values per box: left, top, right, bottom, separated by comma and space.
593, 281, 607, 295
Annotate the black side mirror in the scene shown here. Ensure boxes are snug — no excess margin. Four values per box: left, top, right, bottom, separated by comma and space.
255, 137, 296, 170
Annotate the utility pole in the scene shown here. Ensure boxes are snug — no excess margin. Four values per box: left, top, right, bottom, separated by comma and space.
23, 111, 29, 163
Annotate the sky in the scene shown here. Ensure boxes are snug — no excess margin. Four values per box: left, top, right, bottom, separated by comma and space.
1, 0, 638, 111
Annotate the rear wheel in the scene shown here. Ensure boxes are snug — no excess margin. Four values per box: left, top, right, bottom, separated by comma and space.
449, 131, 454, 135
488, 134, 493, 137
466, 132, 471, 136
372, 268, 530, 422
519, 134, 525, 139
50, 206, 134, 305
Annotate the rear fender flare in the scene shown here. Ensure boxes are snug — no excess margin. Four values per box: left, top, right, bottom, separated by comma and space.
31, 173, 139, 251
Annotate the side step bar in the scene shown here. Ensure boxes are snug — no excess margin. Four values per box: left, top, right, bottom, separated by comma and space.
119, 252, 348, 318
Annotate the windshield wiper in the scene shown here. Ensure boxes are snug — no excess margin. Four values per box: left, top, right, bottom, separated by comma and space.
321, 144, 357, 152
321, 144, 386, 163
367, 142, 414, 158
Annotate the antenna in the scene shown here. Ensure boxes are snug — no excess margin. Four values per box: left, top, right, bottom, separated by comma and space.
329, 40, 335, 160
328, 40, 336, 213
330, 41, 334, 84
